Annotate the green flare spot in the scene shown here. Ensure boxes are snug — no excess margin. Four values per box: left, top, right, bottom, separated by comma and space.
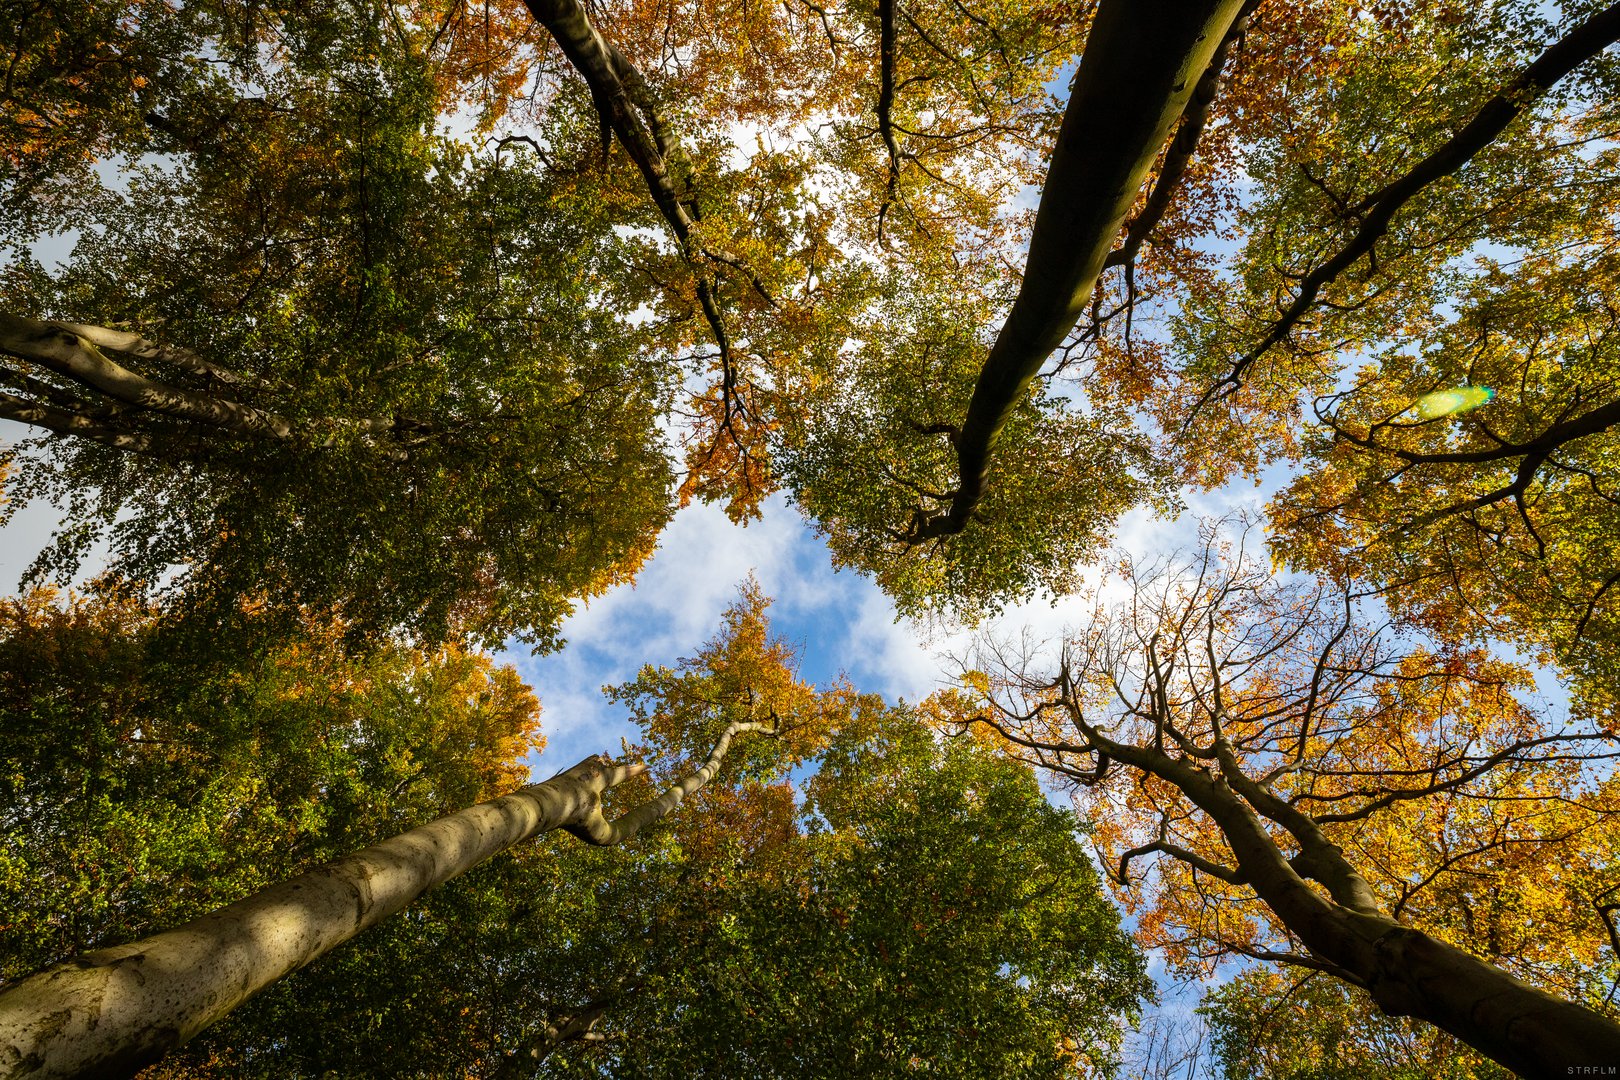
1412, 386, 1496, 420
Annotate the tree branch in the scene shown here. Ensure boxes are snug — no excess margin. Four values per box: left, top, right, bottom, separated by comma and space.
1118, 836, 1247, 886
563, 718, 777, 845
0, 311, 295, 438
1103, 0, 1258, 273
874, 0, 903, 244
524, 0, 760, 491
1196, 1, 1620, 410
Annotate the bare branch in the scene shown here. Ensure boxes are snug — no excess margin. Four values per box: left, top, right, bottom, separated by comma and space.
564, 719, 777, 845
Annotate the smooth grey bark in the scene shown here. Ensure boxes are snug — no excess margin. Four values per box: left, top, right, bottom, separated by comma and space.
907, 0, 1249, 541
1103, 0, 1259, 275
0, 722, 771, 1079
0, 312, 295, 439
1127, 740, 1620, 1080
522, 0, 695, 245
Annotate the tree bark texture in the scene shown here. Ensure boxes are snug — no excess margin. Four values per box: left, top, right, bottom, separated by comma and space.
1007, 708, 1620, 1079
1159, 748, 1620, 1079
0, 312, 294, 440
0, 723, 770, 1078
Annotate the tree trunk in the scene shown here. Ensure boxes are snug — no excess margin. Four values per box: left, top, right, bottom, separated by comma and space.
1175, 747, 1620, 1079
1362, 920, 1620, 1080
0, 724, 770, 1078
915, 0, 1251, 539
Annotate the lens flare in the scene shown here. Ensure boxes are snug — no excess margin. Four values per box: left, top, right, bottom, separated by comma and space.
1412, 386, 1496, 420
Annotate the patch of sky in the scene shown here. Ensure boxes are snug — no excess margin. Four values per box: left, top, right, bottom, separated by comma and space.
507, 450, 1290, 786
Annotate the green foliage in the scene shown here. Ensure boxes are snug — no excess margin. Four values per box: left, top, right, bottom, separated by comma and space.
0, 588, 1148, 1078
0, 587, 543, 980
1139, 0, 1620, 710
2, 49, 672, 646
1270, 251, 1620, 719
1202, 970, 1514, 1080
776, 262, 1168, 620
154, 707, 1147, 1079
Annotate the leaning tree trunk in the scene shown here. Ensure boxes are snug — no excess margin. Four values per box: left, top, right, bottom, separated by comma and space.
0, 721, 770, 1078
911, 0, 1251, 540
1139, 741, 1620, 1080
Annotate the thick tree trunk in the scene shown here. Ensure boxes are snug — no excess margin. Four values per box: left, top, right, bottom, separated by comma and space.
0, 313, 294, 439
0, 725, 770, 1079
1167, 747, 1620, 1079
913, 0, 1250, 539
1361, 920, 1620, 1080
1227, 811, 1620, 1078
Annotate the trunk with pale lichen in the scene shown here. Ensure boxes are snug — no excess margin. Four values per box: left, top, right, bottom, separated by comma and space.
0, 720, 771, 1079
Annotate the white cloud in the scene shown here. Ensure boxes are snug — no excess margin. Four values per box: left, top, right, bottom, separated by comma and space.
509, 463, 1299, 778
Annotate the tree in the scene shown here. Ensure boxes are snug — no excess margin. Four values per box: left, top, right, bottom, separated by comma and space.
0, 585, 1150, 1077
1202, 969, 1515, 1079
2, 38, 671, 646
146, 701, 1150, 1078
1145, 0, 1620, 712
0, 585, 544, 982
2, 0, 1180, 625
953, 526, 1620, 1076
0, 614, 769, 1073
1270, 248, 1620, 720
9, 0, 1620, 1073
884, 0, 1251, 542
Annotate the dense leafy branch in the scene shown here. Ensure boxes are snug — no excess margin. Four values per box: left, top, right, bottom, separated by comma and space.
523, 0, 765, 506
0, 312, 394, 449
1314, 391, 1620, 536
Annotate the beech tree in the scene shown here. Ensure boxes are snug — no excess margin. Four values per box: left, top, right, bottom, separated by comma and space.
1150, 0, 1620, 714
142, 704, 1149, 1078
7, 0, 1620, 1075
0, 674, 764, 1074
1, 41, 671, 646
0, 587, 544, 981
9, 0, 1620, 627
951, 530, 1620, 1076
0, 586, 1150, 1077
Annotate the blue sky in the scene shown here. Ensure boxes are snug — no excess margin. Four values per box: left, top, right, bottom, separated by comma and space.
507, 481, 1278, 777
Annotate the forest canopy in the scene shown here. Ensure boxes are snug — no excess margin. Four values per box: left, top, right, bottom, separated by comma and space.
4, 0, 1620, 1076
